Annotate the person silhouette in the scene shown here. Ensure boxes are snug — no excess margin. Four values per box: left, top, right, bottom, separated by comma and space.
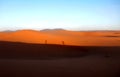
62, 41, 65, 45
45, 40, 47, 44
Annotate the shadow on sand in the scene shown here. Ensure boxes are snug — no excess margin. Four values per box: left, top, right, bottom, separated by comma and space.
0, 41, 120, 60
0, 41, 120, 77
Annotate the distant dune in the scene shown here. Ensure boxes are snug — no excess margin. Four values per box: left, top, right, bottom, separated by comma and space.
0, 29, 120, 46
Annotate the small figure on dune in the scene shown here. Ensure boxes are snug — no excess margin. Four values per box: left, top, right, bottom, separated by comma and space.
62, 41, 65, 45
45, 40, 47, 44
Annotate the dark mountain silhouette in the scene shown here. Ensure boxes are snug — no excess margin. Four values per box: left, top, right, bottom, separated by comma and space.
40, 28, 66, 32
1, 30, 14, 32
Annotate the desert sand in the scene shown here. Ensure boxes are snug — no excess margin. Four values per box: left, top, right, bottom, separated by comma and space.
0, 30, 120, 77
0, 41, 120, 77
0, 30, 120, 46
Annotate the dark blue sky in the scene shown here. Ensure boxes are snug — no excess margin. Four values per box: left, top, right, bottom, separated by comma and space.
0, 0, 120, 31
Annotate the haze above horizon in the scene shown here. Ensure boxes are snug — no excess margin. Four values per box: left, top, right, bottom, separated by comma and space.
0, 0, 120, 31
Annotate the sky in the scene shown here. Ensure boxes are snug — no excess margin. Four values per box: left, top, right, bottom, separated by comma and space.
0, 0, 120, 31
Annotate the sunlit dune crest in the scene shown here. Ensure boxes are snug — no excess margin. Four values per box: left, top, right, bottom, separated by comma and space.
0, 29, 120, 46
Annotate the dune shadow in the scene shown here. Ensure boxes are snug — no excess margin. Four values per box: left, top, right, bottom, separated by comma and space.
0, 41, 120, 60
0, 41, 88, 60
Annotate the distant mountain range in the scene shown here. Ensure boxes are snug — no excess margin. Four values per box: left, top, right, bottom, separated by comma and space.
40, 28, 66, 31
1, 30, 15, 32
1, 28, 120, 32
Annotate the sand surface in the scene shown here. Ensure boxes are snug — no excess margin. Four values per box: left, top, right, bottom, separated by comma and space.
0, 30, 120, 46
0, 30, 120, 77
0, 55, 120, 77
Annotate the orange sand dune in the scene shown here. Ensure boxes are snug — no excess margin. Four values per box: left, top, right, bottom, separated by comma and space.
0, 30, 120, 46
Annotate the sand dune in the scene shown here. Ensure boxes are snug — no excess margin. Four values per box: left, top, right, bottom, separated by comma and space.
0, 34, 120, 77
0, 30, 68, 44
0, 30, 120, 46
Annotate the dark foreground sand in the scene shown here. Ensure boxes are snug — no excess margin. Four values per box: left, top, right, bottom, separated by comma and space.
0, 41, 120, 77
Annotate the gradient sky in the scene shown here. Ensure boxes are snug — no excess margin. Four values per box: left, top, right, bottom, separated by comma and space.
0, 0, 120, 31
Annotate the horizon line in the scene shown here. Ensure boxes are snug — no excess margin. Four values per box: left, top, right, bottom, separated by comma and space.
0, 28, 120, 32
